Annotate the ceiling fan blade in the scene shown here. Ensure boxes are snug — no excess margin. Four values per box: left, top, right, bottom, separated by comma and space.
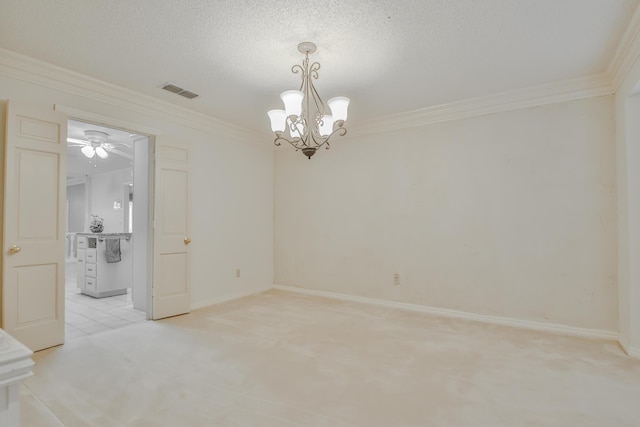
108, 148, 133, 160
67, 137, 89, 145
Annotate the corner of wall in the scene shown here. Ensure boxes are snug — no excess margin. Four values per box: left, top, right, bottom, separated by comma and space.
0, 100, 5, 325
619, 336, 640, 359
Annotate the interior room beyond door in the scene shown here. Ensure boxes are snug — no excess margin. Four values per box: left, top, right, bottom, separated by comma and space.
64, 120, 149, 340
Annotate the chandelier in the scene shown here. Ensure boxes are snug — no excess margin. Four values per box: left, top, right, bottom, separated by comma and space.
267, 42, 350, 159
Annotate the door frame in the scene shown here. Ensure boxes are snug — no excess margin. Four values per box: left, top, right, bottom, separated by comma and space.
55, 105, 158, 319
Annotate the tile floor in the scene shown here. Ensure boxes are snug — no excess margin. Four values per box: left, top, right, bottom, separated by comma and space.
65, 261, 146, 340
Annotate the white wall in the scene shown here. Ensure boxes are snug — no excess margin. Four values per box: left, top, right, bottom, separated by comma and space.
616, 51, 640, 353
0, 63, 274, 309
87, 169, 132, 233
132, 137, 150, 311
66, 183, 85, 232
625, 94, 640, 349
275, 95, 617, 332
190, 128, 274, 305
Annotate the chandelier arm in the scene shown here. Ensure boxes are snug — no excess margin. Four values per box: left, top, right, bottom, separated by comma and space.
309, 62, 320, 80
288, 116, 310, 148
312, 136, 329, 151
322, 126, 347, 149
309, 125, 347, 151
308, 82, 326, 122
291, 64, 304, 76
310, 120, 330, 142
274, 134, 305, 150
307, 62, 324, 115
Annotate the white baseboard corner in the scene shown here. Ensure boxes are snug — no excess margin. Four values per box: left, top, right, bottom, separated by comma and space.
618, 336, 640, 359
191, 285, 273, 311
274, 284, 618, 342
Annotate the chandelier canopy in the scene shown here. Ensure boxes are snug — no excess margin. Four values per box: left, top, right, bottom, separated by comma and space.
268, 42, 350, 159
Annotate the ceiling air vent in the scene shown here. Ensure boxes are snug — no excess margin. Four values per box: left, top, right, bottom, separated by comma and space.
161, 83, 183, 94
160, 83, 199, 99
179, 90, 198, 100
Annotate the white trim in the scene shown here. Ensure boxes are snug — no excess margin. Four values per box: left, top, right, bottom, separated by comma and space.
618, 336, 640, 359
56, 105, 160, 137
275, 285, 619, 342
190, 286, 273, 311
349, 74, 613, 137
609, 2, 640, 90
0, 48, 264, 143
1, 19, 637, 141
619, 337, 631, 355
0, 47, 616, 141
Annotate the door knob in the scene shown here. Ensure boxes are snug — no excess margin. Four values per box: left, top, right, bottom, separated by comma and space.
8, 245, 21, 254
184, 237, 191, 245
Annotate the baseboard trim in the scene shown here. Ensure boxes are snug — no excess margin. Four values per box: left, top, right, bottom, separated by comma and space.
274, 285, 618, 342
191, 286, 272, 311
618, 336, 640, 359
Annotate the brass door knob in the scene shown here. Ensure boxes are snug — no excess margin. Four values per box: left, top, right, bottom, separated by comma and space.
8, 245, 21, 254
184, 237, 191, 245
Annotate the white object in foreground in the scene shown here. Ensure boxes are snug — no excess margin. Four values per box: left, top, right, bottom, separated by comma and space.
0, 329, 34, 427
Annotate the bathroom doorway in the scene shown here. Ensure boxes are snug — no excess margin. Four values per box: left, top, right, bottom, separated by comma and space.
64, 119, 151, 340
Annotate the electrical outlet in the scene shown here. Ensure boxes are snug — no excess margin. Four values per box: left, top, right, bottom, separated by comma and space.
236, 268, 240, 278
394, 273, 400, 286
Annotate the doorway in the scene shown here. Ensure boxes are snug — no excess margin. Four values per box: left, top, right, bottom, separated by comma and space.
64, 119, 150, 339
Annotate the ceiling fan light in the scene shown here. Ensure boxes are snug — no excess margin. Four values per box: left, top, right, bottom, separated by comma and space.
328, 97, 350, 122
95, 146, 109, 159
81, 145, 96, 158
280, 90, 303, 117
267, 109, 287, 133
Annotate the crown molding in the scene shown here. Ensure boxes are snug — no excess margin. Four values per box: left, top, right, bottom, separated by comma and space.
0, 46, 622, 142
608, 2, 640, 91
0, 48, 264, 143
348, 74, 613, 138
347, 5, 640, 137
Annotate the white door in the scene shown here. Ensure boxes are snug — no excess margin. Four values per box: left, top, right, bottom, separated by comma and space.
3, 101, 67, 351
152, 138, 191, 319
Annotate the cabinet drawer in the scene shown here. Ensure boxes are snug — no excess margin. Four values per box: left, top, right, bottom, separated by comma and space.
77, 236, 87, 249
85, 276, 96, 291
85, 263, 97, 278
77, 249, 86, 262
86, 249, 97, 263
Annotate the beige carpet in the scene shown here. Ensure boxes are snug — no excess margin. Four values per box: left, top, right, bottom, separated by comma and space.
21, 289, 640, 426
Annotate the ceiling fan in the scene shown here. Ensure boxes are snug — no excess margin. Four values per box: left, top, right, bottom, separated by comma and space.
67, 130, 131, 166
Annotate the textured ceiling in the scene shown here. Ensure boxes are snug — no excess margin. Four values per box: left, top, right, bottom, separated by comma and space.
1, 0, 638, 134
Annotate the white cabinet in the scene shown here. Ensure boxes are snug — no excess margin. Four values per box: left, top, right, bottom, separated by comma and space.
76, 234, 132, 298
